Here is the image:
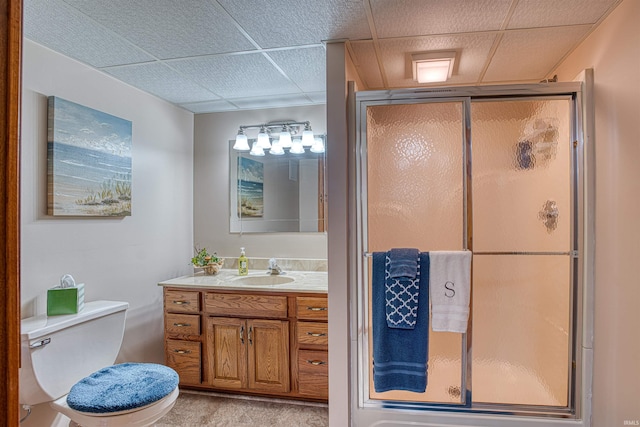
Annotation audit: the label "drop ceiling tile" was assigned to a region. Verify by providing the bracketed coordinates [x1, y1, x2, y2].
[230, 93, 316, 110]
[370, 0, 512, 38]
[24, 0, 154, 67]
[508, 0, 619, 29]
[348, 41, 384, 89]
[169, 53, 302, 99]
[181, 100, 239, 114]
[378, 33, 497, 88]
[267, 47, 326, 93]
[102, 62, 219, 104]
[217, 0, 371, 48]
[484, 26, 592, 82]
[62, 0, 257, 59]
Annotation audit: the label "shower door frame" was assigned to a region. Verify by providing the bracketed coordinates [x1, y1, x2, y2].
[352, 82, 589, 424]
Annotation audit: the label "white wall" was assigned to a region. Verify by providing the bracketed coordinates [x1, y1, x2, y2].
[193, 105, 327, 260]
[21, 41, 194, 366]
[553, 0, 640, 425]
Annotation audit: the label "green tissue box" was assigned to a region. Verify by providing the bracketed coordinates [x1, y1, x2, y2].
[47, 283, 85, 316]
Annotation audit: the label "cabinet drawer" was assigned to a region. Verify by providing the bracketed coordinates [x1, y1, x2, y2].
[297, 322, 328, 347]
[298, 350, 328, 398]
[164, 290, 200, 313]
[204, 292, 287, 318]
[296, 296, 328, 321]
[166, 313, 200, 336]
[166, 339, 201, 384]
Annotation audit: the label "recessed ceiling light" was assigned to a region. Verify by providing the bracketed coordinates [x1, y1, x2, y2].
[411, 51, 456, 83]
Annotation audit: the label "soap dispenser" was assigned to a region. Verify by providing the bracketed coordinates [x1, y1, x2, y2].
[238, 247, 248, 276]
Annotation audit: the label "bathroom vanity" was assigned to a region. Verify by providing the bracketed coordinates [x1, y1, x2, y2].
[158, 270, 328, 401]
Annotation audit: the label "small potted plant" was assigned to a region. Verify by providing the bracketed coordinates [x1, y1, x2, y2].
[191, 247, 224, 275]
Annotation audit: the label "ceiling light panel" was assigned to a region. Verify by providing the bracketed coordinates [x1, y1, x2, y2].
[484, 26, 591, 82]
[62, 0, 256, 59]
[369, 0, 512, 38]
[217, 0, 372, 48]
[103, 62, 219, 104]
[169, 53, 301, 99]
[379, 34, 495, 87]
[267, 47, 327, 93]
[24, 0, 154, 68]
[507, 0, 618, 29]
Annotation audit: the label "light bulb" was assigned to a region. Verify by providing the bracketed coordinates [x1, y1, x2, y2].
[257, 128, 271, 149]
[233, 131, 250, 151]
[279, 129, 292, 148]
[269, 142, 285, 155]
[301, 129, 314, 147]
[249, 141, 265, 156]
[310, 137, 325, 153]
[290, 139, 305, 154]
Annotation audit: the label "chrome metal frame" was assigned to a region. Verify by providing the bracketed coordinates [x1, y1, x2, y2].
[352, 82, 586, 423]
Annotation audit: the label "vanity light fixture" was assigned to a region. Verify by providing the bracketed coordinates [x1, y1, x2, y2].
[233, 120, 322, 156]
[411, 51, 456, 83]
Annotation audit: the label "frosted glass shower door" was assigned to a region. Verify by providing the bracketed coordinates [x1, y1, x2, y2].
[471, 99, 573, 407]
[365, 101, 467, 404]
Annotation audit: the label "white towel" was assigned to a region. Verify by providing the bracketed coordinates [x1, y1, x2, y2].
[429, 251, 472, 333]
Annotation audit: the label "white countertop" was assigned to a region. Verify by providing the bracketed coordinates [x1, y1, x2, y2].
[158, 269, 327, 294]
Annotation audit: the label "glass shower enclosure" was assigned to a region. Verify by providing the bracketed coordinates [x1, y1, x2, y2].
[353, 83, 588, 425]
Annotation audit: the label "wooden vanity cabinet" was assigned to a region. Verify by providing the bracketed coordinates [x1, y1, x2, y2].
[162, 287, 327, 401]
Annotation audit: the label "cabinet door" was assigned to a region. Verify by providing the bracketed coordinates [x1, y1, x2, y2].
[206, 317, 247, 389]
[247, 319, 290, 393]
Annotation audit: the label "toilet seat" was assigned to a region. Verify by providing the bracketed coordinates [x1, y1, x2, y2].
[51, 386, 179, 427]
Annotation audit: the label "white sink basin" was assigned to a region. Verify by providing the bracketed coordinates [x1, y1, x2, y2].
[233, 275, 295, 286]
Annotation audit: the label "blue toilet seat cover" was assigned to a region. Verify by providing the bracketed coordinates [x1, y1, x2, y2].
[67, 363, 179, 413]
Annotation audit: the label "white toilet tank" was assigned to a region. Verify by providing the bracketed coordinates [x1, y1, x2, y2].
[20, 300, 129, 406]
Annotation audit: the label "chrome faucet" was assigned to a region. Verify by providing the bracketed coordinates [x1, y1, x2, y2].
[268, 258, 283, 275]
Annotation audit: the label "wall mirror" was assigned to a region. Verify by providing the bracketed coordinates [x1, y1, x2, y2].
[229, 136, 326, 233]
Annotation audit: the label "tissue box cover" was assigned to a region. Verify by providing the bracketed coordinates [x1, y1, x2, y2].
[47, 283, 85, 316]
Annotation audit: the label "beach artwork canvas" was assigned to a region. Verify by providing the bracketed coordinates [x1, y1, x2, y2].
[47, 97, 132, 216]
[237, 156, 264, 218]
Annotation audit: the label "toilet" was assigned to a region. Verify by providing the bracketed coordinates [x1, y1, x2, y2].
[20, 300, 179, 426]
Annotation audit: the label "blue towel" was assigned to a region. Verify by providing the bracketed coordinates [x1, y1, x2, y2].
[388, 248, 419, 278]
[67, 363, 179, 413]
[385, 250, 420, 329]
[373, 252, 430, 393]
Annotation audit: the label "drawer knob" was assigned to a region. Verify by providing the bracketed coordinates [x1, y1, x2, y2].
[172, 300, 190, 305]
[306, 306, 327, 311]
[306, 332, 327, 337]
[174, 349, 192, 354]
[173, 323, 191, 327]
[306, 360, 326, 366]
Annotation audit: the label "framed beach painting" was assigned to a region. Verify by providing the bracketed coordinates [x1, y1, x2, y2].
[47, 97, 132, 216]
[237, 156, 264, 218]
